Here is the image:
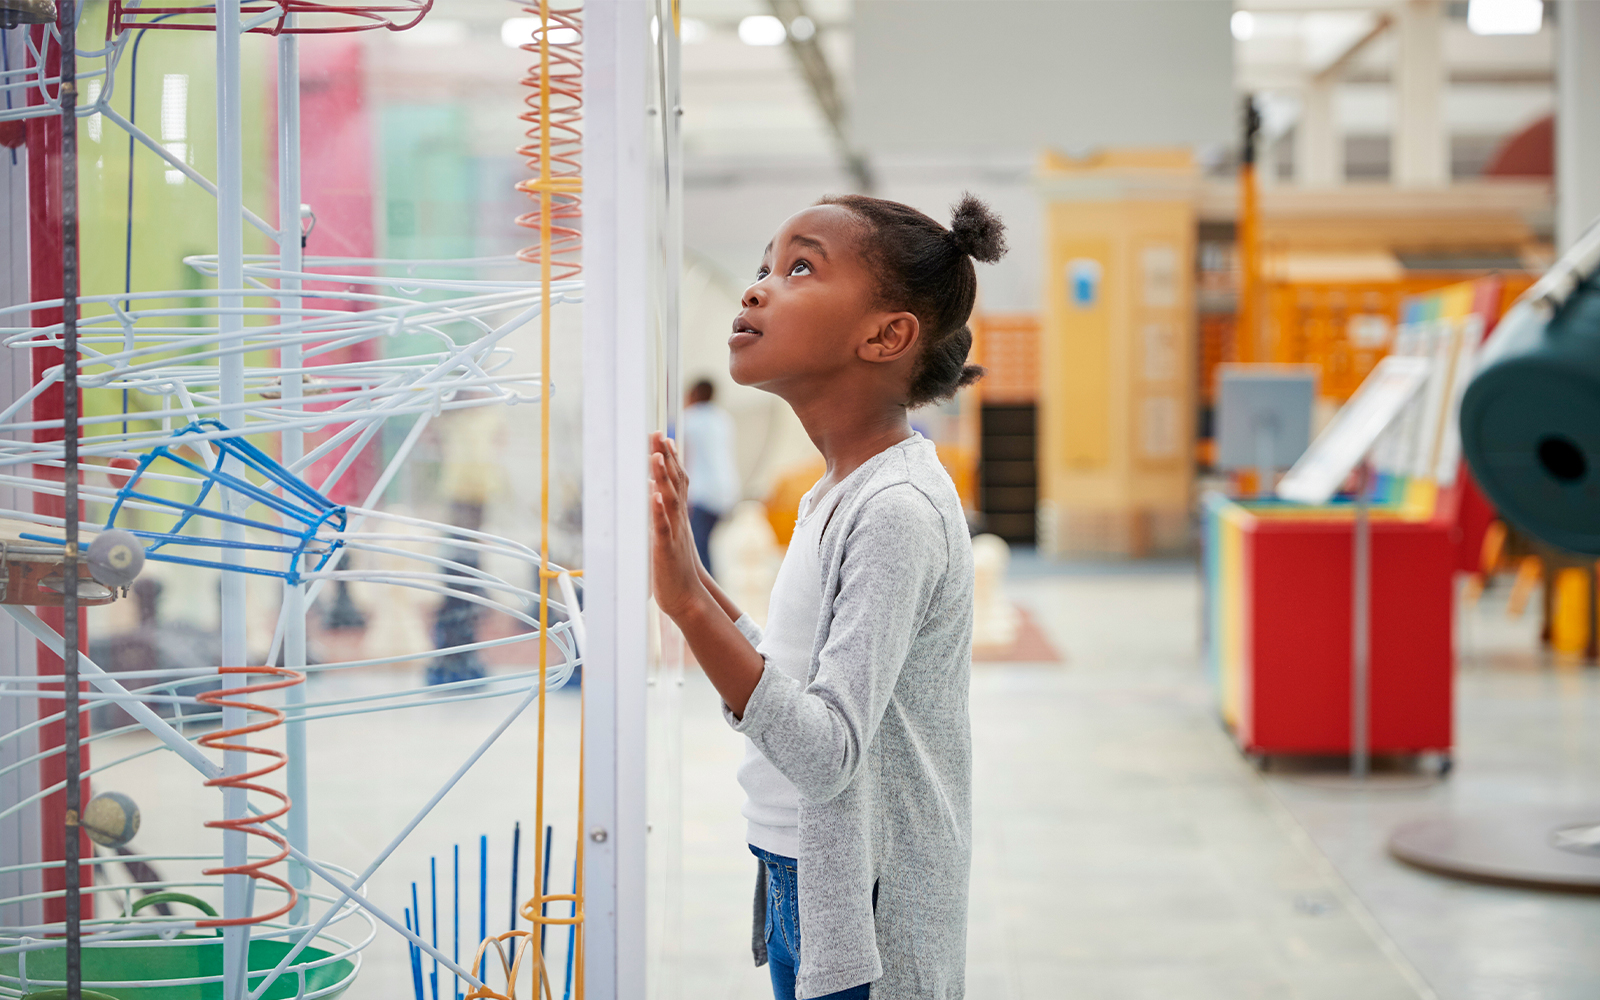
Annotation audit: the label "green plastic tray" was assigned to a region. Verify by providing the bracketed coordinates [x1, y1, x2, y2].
[4, 937, 356, 1000]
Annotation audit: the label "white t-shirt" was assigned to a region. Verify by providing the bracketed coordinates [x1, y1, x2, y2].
[736, 480, 844, 858]
[680, 402, 741, 515]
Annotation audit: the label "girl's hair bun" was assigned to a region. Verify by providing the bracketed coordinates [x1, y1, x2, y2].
[949, 193, 1008, 264]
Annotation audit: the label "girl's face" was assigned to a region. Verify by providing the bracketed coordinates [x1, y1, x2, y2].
[729, 205, 903, 393]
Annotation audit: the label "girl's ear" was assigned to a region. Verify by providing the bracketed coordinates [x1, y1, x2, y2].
[859, 312, 920, 365]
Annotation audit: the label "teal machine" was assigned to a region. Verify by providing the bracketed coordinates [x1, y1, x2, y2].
[1388, 223, 1600, 892]
[1460, 225, 1600, 555]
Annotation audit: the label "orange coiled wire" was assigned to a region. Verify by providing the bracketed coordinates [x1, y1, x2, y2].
[193, 666, 304, 928]
[513, 3, 583, 278]
[466, 6, 585, 998]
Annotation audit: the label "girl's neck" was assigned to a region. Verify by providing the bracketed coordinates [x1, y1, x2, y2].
[788, 392, 913, 491]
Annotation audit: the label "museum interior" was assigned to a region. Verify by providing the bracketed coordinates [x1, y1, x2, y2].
[1, 1, 1598, 998]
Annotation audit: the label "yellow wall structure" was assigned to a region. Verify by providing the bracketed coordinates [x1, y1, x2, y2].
[1036, 149, 1198, 556]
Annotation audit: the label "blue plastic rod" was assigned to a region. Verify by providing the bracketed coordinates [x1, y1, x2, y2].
[430, 857, 440, 1000]
[453, 843, 461, 1000]
[562, 864, 577, 1000]
[405, 906, 425, 1000]
[508, 821, 521, 934]
[411, 884, 426, 1000]
[479, 835, 488, 946]
[540, 825, 553, 956]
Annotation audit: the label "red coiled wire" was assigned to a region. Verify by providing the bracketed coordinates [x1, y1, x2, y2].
[107, 1, 433, 35]
[193, 665, 304, 928]
[513, 3, 583, 279]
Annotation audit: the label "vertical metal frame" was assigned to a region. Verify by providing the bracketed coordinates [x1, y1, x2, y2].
[275, 16, 313, 931]
[0, 23, 43, 936]
[644, 0, 683, 991]
[213, 2, 253, 993]
[581, 0, 650, 992]
[582, 0, 682, 994]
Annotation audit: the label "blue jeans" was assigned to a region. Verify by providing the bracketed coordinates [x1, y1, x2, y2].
[751, 845, 871, 1000]
[689, 505, 719, 576]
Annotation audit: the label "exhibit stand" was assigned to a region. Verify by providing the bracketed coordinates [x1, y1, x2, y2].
[1204, 277, 1512, 774]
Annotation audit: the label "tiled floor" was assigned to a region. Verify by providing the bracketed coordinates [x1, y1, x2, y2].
[1265, 585, 1600, 1000]
[83, 563, 1600, 1000]
[682, 570, 1431, 1000]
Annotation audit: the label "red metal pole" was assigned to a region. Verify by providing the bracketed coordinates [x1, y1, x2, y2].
[25, 21, 91, 928]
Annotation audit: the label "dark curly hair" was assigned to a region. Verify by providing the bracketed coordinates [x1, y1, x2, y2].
[819, 192, 1008, 407]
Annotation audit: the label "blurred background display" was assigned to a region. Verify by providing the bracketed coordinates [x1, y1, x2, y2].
[3, 1, 1600, 999]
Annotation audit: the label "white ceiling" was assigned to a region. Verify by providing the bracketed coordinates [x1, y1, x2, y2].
[852, 1, 1234, 159]
[675, 0, 1556, 177]
[679, 0, 853, 165]
[363, 1, 1557, 182]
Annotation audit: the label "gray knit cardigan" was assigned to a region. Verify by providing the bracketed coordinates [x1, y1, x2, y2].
[725, 434, 974, 999]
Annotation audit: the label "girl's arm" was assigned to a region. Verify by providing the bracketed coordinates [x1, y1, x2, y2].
[650, 432, 764, 716]
[697, 559, 745, 625]
[731, 483, 949, 804]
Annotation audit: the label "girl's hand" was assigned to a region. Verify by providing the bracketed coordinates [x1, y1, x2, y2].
[647, 432, 763, 716]
[650, 431, 707, 621]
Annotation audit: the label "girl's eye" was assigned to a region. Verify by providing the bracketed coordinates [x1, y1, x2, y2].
[790, 260, 812, 276]
[756, 266, 770, 280]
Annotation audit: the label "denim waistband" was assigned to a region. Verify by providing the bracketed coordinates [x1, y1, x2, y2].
[749, 843, 797, 868]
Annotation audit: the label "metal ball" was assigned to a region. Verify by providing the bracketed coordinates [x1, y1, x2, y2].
[87, 529, 146, 588]
[83, 791, 141, 848]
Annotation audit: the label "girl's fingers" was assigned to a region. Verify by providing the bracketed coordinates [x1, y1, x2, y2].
[666, 440, 689, 491]
[651, 452, 674, 496]
[652, 492, 678, 542]
[664, 448, 689, 495]
[650, 433, 674, 473]
[655, 454, 682, 507]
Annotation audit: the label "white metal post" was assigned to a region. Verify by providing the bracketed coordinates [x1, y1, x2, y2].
[1295, 79, 1339, 187]
[275, 17, 310, 933]
[1351, 462, 1372, 780]
[215, 0, 251, 995]
[1557, 0, 1600, 251]
[1392, 0, 1446, 187]
[0, 22, 43, 936]
[1253, 419, 1275, 499]
[583, 1, 651, 994]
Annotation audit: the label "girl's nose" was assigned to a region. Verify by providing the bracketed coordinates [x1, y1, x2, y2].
[741, 282, 765, 308]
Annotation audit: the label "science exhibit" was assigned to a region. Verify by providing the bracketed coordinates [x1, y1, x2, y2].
[3, 1, 1600, 998]
[1, 1, 679, 998]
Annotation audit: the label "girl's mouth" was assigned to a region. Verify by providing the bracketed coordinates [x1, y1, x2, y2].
[729, 316, 762, 347]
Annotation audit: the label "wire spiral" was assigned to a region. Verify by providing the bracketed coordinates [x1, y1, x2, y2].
[193, 665, 304, 928]
[513, 3, 583, 279]
[106, 1, 434, 35]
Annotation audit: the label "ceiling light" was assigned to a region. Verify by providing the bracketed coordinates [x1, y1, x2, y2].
[501, 16, 581, 49]
[1467, 0, 1542, 35]
[1230, 10, 1255, 41]
[788, 15, 815, 42]
[738, 14, 787, 46]
[680, 17, 709, 44]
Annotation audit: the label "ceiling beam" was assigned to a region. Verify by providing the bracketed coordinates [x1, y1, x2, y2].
[767, 0, 875, 192]
[1313, 12, 1393, 83]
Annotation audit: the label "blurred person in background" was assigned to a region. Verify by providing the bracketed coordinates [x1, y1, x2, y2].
[681, 377, 741, 575]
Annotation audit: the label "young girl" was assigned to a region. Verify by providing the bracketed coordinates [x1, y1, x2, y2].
[649, 194, 1007, 1000]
